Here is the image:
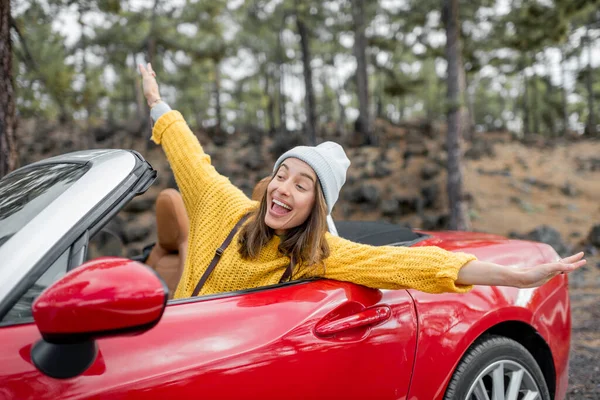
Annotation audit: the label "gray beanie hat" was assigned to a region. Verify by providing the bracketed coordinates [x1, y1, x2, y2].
[273, 141, 351, 214]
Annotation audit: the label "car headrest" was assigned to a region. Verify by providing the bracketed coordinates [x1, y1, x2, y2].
[155, 189, 189, 252]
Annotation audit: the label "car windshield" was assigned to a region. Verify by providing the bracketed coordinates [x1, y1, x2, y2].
[0, 163, 89, 249]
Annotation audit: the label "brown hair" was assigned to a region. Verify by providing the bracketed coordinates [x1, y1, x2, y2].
[238, 175, 330, 277]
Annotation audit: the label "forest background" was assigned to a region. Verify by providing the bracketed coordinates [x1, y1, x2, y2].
[0, 0, 600, 397]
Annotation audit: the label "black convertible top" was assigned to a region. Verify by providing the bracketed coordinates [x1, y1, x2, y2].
[334, 220, 425, 246]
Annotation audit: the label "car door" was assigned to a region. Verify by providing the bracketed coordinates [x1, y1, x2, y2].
[0, 279, 417, 400]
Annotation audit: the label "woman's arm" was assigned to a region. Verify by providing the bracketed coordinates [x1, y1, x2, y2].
[456, 252, 586, 288]
[324, 234, 586, 293]
[139, 63, 253, 222]
[323, 234, 477, 293]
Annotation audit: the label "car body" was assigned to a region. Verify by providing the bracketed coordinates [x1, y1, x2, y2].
[0, 150, 569, 399]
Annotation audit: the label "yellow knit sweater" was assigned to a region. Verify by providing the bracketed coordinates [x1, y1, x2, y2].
[152, 111, 477, 299]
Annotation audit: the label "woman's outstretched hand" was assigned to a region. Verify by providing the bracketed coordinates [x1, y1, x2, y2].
[456, 251, 587, 288]
[138, 63, 161, 108]
[517, 251, 587, 288]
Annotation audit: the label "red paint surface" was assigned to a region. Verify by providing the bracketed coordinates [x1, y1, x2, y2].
[32, 257, 166, 337]
[0, 233, 570, 399]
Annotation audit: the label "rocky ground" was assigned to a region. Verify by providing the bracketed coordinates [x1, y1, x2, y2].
[17, 119, 600, 397]
[568, 258, 600, 399]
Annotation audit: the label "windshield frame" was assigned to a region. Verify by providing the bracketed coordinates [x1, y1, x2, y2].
[0, 150, 140, 310]
[0, 162, 91, 250]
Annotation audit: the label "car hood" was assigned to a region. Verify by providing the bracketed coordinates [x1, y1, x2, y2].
[412, 229, 551, 267]
[415, 230, 512, 250]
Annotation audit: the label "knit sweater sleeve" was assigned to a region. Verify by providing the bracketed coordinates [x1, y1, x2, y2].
[323, 234, 477, 294]
[151, 110, 253, 221]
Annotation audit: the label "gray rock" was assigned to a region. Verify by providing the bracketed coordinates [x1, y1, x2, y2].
[561, 182, 579, 197]
[124, 198, 155, 213]
[381, 199, 399, 216]
[397, 196, 420, 214]
[373, 161, 392, 178]
[575, 156, 600, 172]
[524, 225, 571, 257]
[269, 132, 306, 158]
[124, 224, 153, 244]
[516, 156, 529, 170]
[587, 224, 600, 247]
[465, 139, 495, 160]
[477, 167, 511, 177]
[568, 267, 587, 288]
[421, 214, 449, 230]
[345, 184, 381, 205]
[237, 179, 254, 198]
[420, 164, 441, 180]
[523, 177, 552, 190]
[243, 148, 264, 171]
[421, 183, 439, 209]
[167, 174, 179, 189]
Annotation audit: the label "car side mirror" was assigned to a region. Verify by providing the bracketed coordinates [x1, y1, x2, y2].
[30, 257, 167, 379]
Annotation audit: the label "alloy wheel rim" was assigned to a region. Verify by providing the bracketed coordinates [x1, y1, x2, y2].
[465, 359, 541, 400]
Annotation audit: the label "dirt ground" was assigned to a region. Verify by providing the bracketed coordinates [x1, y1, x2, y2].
[568, 258, 600, 399]
[466, 139, 600, 399]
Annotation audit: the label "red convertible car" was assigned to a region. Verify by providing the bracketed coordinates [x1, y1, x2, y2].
[0, 150, 569, 399]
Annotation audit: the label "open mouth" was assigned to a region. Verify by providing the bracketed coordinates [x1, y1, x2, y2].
[271, 198, 292, 216]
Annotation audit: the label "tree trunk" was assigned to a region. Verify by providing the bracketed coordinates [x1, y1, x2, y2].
[464, 72, 475, 141]
[0, 0, 17, 177]
[133, 52, 147, 136]
[265, 71, 275, 135]
[147, 0, 159, 65]
[376, 71, 384, 120]
[214, 58, 222, 137]
[443, 0, 470, 231]
[276, 26, 286, 134]
[585, 25, 596, 137]
[352, 0, 375, 144]
[336, 88, 346, 135]
[499, 86, 507, 129]
[531, 68, 540, 134]
[560, 46, 569, 135]
[398, 97, 405, 122]
[522, 71, 530, 136]
[296, 15, 316, 145]
[194, 99, 204, 132]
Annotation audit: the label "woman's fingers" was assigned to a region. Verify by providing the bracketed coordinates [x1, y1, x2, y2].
[570, 259, 587, 269]
[555, 258, 587, 273]
[558, 252, 586, 273]
[147, 63, 156, 77]
[560, 252, 584, 264]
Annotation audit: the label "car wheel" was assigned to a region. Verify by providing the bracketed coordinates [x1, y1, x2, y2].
[444, 335, 551, 400]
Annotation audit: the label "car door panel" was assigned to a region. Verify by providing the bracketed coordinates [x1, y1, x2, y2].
[0, 280, 417, 400]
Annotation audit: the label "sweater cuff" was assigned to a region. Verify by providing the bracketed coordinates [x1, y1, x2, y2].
[436, 252, 477, 293]
[150, 101, 172, 123]
[151, 109, 184, 145]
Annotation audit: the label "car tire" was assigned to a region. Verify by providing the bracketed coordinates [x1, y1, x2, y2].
[443, 335, 551, 400]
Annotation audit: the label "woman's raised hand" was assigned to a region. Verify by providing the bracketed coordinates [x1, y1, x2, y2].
[457, 251, 587, 288]
[138, 63, 161, 108]
[517, 251, 587, 288]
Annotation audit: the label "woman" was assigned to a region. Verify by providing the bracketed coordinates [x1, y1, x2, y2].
[138, 63, 586, 300]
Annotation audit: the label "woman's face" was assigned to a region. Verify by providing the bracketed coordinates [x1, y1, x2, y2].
[265, 158, 317, 235]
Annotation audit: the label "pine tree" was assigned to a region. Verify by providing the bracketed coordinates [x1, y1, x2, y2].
[352, 0, 374, 145]
[0, 0, 17, 176]
[443, 0, 470, 231]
